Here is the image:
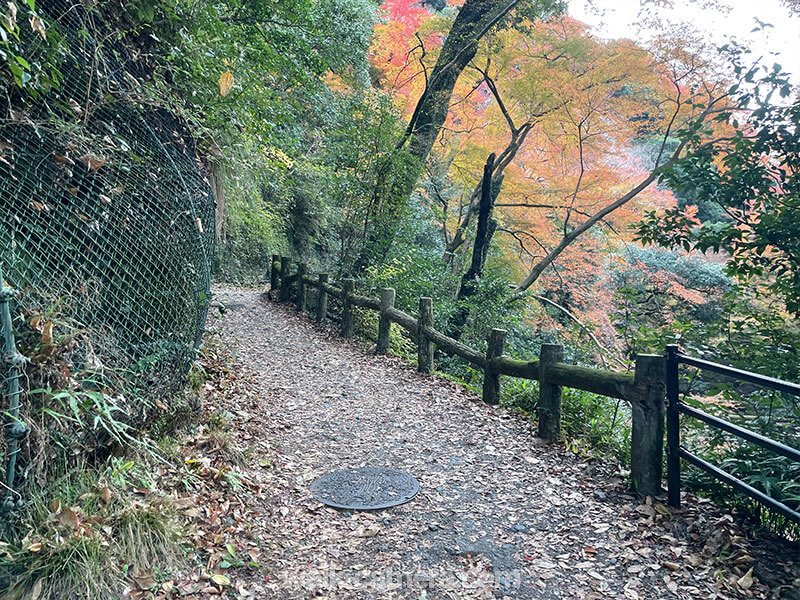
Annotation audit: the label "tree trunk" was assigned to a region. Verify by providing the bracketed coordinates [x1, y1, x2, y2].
[448, 153, 497, 339]
[443, 122, 531, 263]
[355, 0, 517, 270]
[403, 0, 500, 180]
[208, 161, 227, 244]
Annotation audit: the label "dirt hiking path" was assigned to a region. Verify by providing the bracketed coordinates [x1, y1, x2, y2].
[207, 287, 797, 600]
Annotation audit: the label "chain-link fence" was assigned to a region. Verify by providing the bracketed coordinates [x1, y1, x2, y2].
[0, 0, 215, 499]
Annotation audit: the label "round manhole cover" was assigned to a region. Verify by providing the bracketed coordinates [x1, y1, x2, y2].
[310, 467, 420, 510]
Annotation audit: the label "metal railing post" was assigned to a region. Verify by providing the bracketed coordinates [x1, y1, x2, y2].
[665, 344, 681, 508]
[1, 267, 26, 513]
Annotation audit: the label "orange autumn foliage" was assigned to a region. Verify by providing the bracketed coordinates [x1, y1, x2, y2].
[370, 5, 734, 349]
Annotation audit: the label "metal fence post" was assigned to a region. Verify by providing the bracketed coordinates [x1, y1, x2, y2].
[666, 344, 681, 507]
[0, 268, 26, 512]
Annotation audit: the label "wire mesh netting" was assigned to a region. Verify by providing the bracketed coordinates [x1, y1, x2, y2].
[0, 0, 214, 386]
[0, 1, 215, 495]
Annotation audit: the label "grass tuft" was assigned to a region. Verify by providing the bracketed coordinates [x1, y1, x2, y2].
[1, 454, 185, 600]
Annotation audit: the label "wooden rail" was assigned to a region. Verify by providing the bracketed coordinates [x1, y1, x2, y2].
[269, 255, 665, 496]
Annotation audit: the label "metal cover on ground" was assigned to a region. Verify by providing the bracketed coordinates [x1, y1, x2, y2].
[310, 467, 420, 510]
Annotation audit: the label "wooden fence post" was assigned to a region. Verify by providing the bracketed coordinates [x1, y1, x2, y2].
[376, 288, 395, 354]
[482, 328, 507, 405]
[316, 274, 329, 323]
[630, 354, 666, 497]
[341, 278, 355, 338]
[278, 256, 292, 302]
[296, 263, 307, 312]
[417, 297, 433, 374]
[538, 343, 564, 440]
[270, 254, 280, 298]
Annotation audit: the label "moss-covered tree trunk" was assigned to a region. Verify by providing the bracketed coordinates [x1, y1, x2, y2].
[354, 0, 514, 270]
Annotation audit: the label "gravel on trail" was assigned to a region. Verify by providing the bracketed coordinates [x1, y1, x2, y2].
[207, 287, 798, 600]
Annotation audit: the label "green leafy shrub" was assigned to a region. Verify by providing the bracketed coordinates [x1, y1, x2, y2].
[0, 1, 64, 95]
[502, 378, 538, 414]
[561, 389, 631, 462]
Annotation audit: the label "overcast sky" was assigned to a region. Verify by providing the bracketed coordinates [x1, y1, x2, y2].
[568, 0, 800, 85]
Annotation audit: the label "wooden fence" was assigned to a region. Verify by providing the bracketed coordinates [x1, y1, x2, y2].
[269, 255, 667, 496]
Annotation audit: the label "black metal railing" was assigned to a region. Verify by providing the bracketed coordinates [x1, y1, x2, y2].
[665, 344, 800, 524]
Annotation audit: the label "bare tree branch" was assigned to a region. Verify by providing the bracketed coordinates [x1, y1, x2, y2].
[531, 294, 627, 369]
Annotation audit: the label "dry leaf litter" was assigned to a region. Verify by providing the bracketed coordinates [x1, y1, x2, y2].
[145, 287, 798, 600]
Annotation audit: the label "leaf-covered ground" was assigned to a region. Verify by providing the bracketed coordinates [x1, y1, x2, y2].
[189, 287, 798, 600]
